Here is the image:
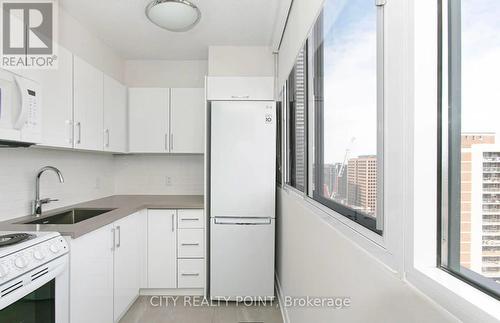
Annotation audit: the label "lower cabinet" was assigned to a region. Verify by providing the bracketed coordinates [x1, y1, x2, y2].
[68, 224, 114, 323]
[113, 211, 143, 321]
[147, 209, 206, 290]
[147, 209, 177, 288]
[68, 208, 204, 323]
[68, 211, 146, 323]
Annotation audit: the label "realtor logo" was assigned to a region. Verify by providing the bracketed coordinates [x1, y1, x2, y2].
[0, 0, 58, 69]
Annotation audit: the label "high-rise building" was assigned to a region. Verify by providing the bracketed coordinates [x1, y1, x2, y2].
[460, 133, 495, 270]
[468, 140, 500, 282]
[323, 163, 348, 203]
[347, 155, 377, 216]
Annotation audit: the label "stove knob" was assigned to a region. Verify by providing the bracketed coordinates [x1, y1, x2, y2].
[14, 255, 27, 269]
[0, 262, 9, 278]
[33, 249, 46, 261]
[49, 244, 60, 254]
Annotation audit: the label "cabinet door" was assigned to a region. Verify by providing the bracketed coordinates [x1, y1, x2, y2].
[17, 46, 73, 148]
[113, 212, 142, 322]
[147, 209, 177, 288]
[206, 77, 274, 101]
[170, 88, 204, 153]
[69, 224, 114, 323]
[128, 88, 169, 153]
[73, 55, 104, 150]
[103, 75, 127, 152]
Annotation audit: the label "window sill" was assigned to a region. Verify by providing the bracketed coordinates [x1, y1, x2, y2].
[279, 185, 399, 273]
[408, 265, 500, 322]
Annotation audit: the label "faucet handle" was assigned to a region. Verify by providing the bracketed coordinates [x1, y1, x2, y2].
[40, 198, 58, 204]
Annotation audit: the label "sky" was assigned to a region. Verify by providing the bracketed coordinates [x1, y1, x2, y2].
[461, 0, 500, 135]
[319, 0, 377, 163]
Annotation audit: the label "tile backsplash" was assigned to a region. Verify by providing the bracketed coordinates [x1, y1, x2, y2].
[0, 148, 204, 222]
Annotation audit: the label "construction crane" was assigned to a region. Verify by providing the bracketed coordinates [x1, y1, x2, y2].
[337, 137, 356, 178]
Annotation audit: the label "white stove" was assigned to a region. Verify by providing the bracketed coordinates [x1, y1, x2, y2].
[0, 231, 69, 322]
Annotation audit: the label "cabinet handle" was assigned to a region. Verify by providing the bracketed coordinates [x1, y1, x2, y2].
[76, 122, 81, 144]
[171, 213, 175, 232]
[111, 228, 115, 251]
[170, 133, 173, 151]
[104, 129, 110, 148]
[181, 243, 200, 246]
[165, 133, 169, 151]
[231, 95, 250, 99]
[116, 225, 121, 248]
[181, 273, 200, 277]
[181, 218, 199, 221]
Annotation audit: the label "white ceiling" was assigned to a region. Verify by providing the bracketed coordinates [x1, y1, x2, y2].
[60, 0, 282, 60]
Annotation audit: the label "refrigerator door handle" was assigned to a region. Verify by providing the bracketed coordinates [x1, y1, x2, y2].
[214, 217, 272, 225]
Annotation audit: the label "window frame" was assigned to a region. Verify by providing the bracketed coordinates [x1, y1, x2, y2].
[438, 0, 500, 300]
[285, 44, 309, 193]
[309, 2, 386, 235]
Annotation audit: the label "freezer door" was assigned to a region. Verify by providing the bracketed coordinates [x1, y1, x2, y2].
[210, 218, 275, 300]
[210, 101, 276, 218]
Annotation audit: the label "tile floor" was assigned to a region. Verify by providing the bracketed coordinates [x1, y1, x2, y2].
[119, 296, 284, 323]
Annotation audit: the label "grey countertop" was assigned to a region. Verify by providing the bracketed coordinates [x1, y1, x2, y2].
[0, 195, 204, 239]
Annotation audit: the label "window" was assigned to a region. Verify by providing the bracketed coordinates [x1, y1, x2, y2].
[310, 0, 384, 234]
[440, 0, 500, 298]
[286, 46, 308, 192]
[277, 87, 284, 185]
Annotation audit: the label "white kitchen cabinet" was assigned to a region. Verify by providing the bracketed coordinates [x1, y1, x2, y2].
[170, 88, 205, 153]
[178, 259, 205, 289]
[206, 77, 274, 101]
[103, 75, 127, 152]
[129, 88, 170, 153]
[73, 55, 104, 150]
[69, 224, 114, 323]
[17, 46, 73, 148]
[147, 209, 177, 288]
[113, 212, 142, 322]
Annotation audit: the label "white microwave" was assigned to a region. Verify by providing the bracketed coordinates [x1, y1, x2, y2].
[0, 69, 42, 145]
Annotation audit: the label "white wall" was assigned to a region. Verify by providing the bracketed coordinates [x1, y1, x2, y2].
[276, 189, 458, 323]
[0, 149, 115, 221]
[58, 5, 125, 82]
[208, 46, 274, 76]
[125, 60, 208, 88]
[113, 155, 204, 195]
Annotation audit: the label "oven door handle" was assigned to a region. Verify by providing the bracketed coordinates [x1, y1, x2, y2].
[0, 254, 68, 310]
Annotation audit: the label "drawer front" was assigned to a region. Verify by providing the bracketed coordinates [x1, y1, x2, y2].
[178, 229, 204, 258]
[177, 209, 204, 229]
[178, 259, 205, 288]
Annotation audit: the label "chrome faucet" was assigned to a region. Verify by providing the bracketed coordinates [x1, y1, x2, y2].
[32, 166, 64, 216]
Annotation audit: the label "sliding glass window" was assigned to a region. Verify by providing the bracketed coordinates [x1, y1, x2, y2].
[286, 46, 308, 192]
[311, 0, 384, 234]
[440, 0, 500, 298]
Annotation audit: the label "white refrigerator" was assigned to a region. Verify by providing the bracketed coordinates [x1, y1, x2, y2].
[210, 100, 276, 300]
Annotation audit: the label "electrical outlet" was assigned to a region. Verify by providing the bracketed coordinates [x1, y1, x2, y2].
[165, 176, 172, 186]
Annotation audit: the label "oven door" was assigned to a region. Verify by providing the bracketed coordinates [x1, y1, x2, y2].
[0, 254, 69, 323]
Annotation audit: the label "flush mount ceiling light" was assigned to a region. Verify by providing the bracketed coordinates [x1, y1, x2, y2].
[146, 0, 201, 32]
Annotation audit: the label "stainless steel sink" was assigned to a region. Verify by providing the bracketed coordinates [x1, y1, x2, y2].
[21, 208, 115, 225]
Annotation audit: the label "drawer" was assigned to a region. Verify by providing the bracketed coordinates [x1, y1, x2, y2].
[178, 229, 204, 258]
[178, 259, 205, 288]
[177, 209, 204, 229]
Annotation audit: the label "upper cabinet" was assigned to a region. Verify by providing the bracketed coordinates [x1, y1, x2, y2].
[103, 75, 127, 153]
[73, 56, 104, 151]
[16, 45, 74, 148]
[128, 88, 170, 153]
[170, 88, 205, 154]
[128, 87, 204, 154]
[206, 77, 274, 101]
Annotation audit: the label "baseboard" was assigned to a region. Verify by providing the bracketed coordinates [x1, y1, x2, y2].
[140, 288, 205, 296]
[275, 273, 291, 323]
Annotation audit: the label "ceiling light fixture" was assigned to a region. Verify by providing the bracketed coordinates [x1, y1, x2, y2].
[146, 0, 201, 32]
